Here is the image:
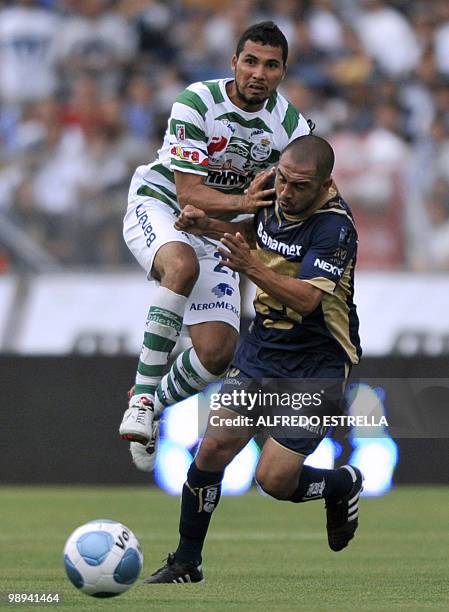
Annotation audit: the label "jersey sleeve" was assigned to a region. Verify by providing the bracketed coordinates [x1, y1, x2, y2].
[169, 86, 209, 176]
[289, 113, 311, 141]
[281, 101, 311, 146]
[299, 215, 357, 294]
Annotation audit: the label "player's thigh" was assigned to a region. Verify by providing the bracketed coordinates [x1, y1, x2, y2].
[183, 243, 240, 333]
[196, 408, 254, 472]
[256, 437, 306, 499]
[123, 189, 197, 283]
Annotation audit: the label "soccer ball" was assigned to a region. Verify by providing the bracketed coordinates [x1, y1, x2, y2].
[63, 519, 143, 597]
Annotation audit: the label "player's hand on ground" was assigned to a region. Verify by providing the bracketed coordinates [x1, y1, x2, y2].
[175, 205, 210, 235]
[219, 232, 256, 273]
[240, 167, 276, 213]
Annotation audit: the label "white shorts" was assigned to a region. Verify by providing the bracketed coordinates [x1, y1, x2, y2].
[123, 176, 240, 332]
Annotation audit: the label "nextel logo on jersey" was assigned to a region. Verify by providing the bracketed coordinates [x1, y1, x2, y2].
[211, 283, 234, 298]
[257, 222, 302, 257]
[135, 203, 156, 246]
[313, 258, 344, 277]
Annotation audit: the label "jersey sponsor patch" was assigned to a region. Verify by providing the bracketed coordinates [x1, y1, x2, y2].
[313, 257, 344, 277]
[207, 136, 228, 157]
[176, 123, 186, 141]
[339, 225, 353, 247]
[257, 221, 302, 257]
[170, 145, 208, 166]
[211, 282, 235, 298]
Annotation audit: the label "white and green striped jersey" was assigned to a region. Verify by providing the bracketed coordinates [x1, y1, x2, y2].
[133, 78, 310, 214]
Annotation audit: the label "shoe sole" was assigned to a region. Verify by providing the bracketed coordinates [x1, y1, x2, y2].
[120, 432, 150, 444]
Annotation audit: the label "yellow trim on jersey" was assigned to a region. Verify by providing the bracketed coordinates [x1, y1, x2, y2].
[255, 248, 300, 276]
[302, 276, 336, 295]
[320, 260, 359, 364]
[314, 207, 355, 225]
[269, 436, 307, 457]
[262, 318, 295, 330]
[253, 248, 302, 329]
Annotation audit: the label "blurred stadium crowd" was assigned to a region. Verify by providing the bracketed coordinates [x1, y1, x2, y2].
[0, 0, 448, 271]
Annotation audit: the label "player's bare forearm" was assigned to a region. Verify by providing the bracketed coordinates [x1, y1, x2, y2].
[177, 182, 244, 215]
[175, 207, 256, 246]
[202, 218, 255, 245]
[219, 233, 322, 316]
[175, 168, 276, 215]
[245, 262, 322, 316]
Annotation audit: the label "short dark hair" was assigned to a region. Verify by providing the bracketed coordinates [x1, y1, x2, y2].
[236, 21, 288, 65]
[283, 135, 335, 179]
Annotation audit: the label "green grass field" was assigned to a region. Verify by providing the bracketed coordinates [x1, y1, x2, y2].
[1, 486, 448, 611]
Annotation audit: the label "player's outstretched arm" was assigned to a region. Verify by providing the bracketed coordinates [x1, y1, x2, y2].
[175, 206, 256, 246]
[219, 233, 322, 316]
[175, 168, 276, 215]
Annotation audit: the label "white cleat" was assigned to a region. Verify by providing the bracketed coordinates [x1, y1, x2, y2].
[130, 417, 161, 472]
[119, 395, 155, 445]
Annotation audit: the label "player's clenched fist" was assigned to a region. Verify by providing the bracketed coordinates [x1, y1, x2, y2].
[175, 205, 211, 235]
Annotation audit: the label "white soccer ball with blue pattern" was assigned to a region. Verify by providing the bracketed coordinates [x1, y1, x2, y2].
[63, 520, 143, 597]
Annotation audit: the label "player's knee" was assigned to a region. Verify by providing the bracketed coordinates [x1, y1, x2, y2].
[255, 466, 292, 500]
[158, 252, 199, 295]
[195, 334, 237, 374]
[196, 346, 233, 374]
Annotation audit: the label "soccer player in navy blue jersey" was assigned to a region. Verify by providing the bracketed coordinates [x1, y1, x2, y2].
[144, 135, 364, 584]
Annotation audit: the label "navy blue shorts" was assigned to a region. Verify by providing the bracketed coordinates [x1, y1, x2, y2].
[218, 354, 350, 456]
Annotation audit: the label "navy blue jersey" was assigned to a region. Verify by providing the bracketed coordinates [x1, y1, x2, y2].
[235, 184, 361, 376]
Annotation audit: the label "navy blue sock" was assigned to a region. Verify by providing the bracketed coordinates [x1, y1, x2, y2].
[175, 461, 224, 565]
[289, 465, 353, 503]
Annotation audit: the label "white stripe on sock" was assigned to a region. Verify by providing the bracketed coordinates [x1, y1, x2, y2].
[189, 347, 226, 382]
[140, 347, 170, 367]
[152, 286, 187, 317]
[136, 373, 160, 387]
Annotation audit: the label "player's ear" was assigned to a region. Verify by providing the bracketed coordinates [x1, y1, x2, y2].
[281, 63, 287, 80]
[322, 177, 333, 190]
[231, 54, 238, 72]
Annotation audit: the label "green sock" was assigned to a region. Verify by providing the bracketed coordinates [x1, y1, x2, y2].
[156, 346, 225, 407]
[134, 286, 186, 397]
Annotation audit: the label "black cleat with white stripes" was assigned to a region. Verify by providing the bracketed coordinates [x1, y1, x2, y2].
[325, 465, 363, 552]
[143, 553, 204, 584]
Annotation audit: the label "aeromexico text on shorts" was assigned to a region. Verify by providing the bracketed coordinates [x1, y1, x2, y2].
[190, 301, 239, 315]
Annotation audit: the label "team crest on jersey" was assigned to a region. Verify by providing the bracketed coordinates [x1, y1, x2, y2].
[176, 123, 185, 141]
[251, 137, 271, 161]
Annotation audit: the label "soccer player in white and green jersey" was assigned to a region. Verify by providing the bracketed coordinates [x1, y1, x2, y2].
[119, 21, 310, 470]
